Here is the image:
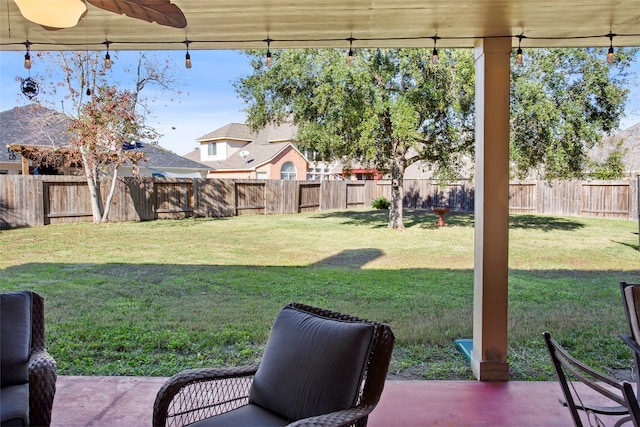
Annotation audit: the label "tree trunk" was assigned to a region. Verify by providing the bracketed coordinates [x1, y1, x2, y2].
[388, 155, 406, 230]
[80, 146, 104, 224]
[101, 167, 119, 223]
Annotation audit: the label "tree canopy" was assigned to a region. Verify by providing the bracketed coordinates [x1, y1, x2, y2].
[235, 48, 476, 229]
[509, 47, 637, 179]
[235, 47, 636, 228]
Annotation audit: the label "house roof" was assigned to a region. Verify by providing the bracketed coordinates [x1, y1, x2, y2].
[1, 104, 209, 172]
[196, 123, 254, 142]
[123, 142, 210, 171]
[188, 122, 304, 171]
[0, 104, 72, 162]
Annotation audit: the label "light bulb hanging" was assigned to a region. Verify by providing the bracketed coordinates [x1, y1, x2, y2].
[23, 40, 32, 70]
[347, 36, 354, 66]
[104, 40, 111, 69]
[607, 32, 615, 64]
[431, 35, 440, 65]
[516, 35, 524, 65]
[265, 38, 273, 67]
[183, 39, 192, 69]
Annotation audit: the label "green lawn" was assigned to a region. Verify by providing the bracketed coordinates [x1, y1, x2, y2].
[0, 209, 638, 380]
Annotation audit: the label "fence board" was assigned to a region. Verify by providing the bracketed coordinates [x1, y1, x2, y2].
[154, 179, 194, 219]
[194, 178, 235, 218]
[118, 178, 151, 222]
[266, 180, 298, 215]
[44, 179, 93, 224]
[0, 175, 42, 228]
[321, 180, 347, 210]
[581, 181, 630, 219]
[299, 182, 321, 213]
[1, 176, 637, 228]
[346, 182, 366, 207]
[236, 181, 265, 215]
[509, 182, 535, 213]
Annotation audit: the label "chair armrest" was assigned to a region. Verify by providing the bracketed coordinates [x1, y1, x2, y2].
[28, 350, 57, 427]
[153, 363, 259, 427]
[287, 403, 377, 427]
[621, 334, 640, 356]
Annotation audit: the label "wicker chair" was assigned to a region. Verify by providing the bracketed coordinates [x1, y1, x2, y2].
[153, 302, 395, 427]
[620, 282, 640, 395]
[543, 331, 640, 427]
[1, 290, 57, 427]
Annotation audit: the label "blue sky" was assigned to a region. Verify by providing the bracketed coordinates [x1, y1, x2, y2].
[0, 50, 252, 155]
[1, 49, 638, 156]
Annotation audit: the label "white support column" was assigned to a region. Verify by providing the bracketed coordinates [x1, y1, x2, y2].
[471, 37, 511, 381]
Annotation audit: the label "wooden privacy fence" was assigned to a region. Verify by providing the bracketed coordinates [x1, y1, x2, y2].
[0, 175, 637, 228]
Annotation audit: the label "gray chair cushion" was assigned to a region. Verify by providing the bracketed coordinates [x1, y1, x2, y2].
[0, 292, 32, 388]
[186, 404, 289, 427]
[0, 383, 29, 426]
[249, 305, 375, 421]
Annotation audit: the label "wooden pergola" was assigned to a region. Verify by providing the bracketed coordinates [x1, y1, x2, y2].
[2, 0, 639, 381]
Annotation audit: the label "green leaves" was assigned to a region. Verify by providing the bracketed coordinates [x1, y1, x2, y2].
[509, 47, 638, 179]
[235, 48, 477, 228]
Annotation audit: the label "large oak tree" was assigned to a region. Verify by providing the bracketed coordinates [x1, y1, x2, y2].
[235, 48, 475, 229]
[235, 47, 636, 229]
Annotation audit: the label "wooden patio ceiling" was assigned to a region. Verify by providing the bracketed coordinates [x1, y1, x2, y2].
[1, 0, 639, 52]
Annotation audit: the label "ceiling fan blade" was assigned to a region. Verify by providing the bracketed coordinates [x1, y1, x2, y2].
[13, 0, 86, 28]
[86, 0, 187, 29]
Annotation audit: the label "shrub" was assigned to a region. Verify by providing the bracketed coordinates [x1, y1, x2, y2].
[372, 197, 390, 209]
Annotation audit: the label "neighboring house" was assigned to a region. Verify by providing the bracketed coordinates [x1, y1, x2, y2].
[186, 122, 310, 180]
[118, 142, 210, 178]
[0, 104, 73, 175]
[186, 121, 384, 181]
[1, 104, 209, 177]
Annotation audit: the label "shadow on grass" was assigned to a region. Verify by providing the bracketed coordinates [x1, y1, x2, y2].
[312, 248, 385, 268]
[612, 240, 640, 251]
[313, 210, 585, 231]
[508, 214, 585, 231]
[311, 209, 476, 229]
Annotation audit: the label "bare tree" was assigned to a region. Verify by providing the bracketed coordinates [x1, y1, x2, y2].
[30, 51, 178, 223]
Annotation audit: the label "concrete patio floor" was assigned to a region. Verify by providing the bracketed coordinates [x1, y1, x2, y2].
[49, 375, 626, 426]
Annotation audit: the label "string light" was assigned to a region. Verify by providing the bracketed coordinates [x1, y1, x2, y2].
[265, 38, 273, 67]
[10, 31, 639, 65]
[607, 32, 615, 64]
[23, 40, 32, 69]
[183, 39, 192, 69]
[9, 32, 639, 50]
[431, 35, 440, 65]
[347, 36, 354, 66]
[103, 39, 111, 69]
[516, 35, 524, 65]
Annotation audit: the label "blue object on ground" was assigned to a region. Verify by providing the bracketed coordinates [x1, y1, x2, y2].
[455, 338, 473, 363]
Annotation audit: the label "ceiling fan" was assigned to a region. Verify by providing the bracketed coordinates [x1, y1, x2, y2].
[13, 0, 187, 30]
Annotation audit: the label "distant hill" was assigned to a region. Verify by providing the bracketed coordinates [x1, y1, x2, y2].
[595, 122, 640, 175]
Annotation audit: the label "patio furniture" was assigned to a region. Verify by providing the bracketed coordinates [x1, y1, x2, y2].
[620, 281, 640, 395]
[153, 302, 395, 427]
[1, 290, 57, 426]
[543, 331, 640, 427]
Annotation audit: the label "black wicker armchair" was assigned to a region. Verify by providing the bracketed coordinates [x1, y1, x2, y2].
[153, 302, 395, 427]
[1, 290, 57, 427]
